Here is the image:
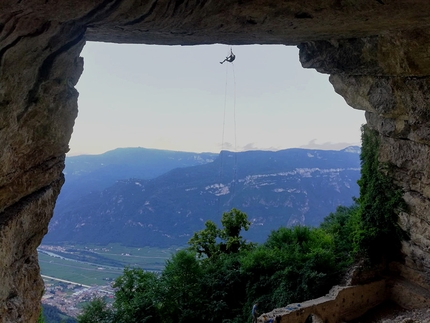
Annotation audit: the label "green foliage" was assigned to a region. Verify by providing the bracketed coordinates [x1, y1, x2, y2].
[38, 307, 46, 323]
[41, 304, 77, 323]
[320, 204, 360, 267]
[159, 250, 202, 322]
[356, 125, 407, 262]
[188, 220, 219, 258]
[240, 226, 340, 315]
[219, 208, 252, 253]
[79, 151, 408, 323]
[198, 253, 247, 322]
[112, 268, 160, 323]
[188, 208, 254, 258]
[77, 298, 112, 323]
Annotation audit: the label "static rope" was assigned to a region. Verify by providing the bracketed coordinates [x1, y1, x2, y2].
[219, 54, 229, 184]
[218, 47, 238, 214]
[231, 62, 237, 199]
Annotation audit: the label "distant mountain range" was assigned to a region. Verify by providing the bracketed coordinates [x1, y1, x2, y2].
[44, 147, 361, 247]
[58, 148, 217, 203]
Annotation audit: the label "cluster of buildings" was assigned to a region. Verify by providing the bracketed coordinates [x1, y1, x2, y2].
[42, 279, 114, 317]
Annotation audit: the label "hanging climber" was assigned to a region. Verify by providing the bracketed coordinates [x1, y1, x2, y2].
[220, 49, 236, 64]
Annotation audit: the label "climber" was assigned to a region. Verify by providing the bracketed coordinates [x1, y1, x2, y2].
[220, 49, 236, 64]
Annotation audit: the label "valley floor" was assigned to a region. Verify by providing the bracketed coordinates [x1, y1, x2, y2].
[39, 243, 174, 318]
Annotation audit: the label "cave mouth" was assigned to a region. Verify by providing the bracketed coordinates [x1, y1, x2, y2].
[39, 41, 367, 301]
[70, 42, 365, 157]
[3, 2, 430, 322]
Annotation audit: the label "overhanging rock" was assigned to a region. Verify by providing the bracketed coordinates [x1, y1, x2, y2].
[2, 1, 430, 321]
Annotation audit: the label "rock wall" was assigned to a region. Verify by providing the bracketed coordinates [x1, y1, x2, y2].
[260, 280, 388, 323]
[258, 277, 430, 323]
[0, 12, 84, 323]
[1, 1, 430, 322]
[299, 31, 430, 309]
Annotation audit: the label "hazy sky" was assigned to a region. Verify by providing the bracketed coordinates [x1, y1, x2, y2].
[69, 42, 366, 156]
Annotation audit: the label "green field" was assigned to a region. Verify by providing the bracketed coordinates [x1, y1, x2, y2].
[38, 243, 180, 286]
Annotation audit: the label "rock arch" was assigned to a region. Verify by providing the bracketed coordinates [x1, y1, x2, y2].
[2, 1, 430, 322]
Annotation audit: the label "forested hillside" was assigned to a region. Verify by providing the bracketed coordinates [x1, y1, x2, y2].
[58, 147, 217, 204]
[45, 147, 361, 247]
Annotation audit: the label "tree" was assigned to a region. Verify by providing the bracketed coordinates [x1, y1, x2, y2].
[188, 208, 254, 258]
[85, 206, 367, 323]
[77, 297, 113, 323]
[188, 220, 219, 258]
[112, 268, 161, 323]
[241, 226, 338, 316]
[320, 204, 360, 267]
[198, 252, 247, 322]
[159, 250, 203, 322]
[219, 208, 252, 254]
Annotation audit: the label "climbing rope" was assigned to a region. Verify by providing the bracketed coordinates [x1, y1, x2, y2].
[220, 47, 237, 154]
[231, 61, 238, 199]
[218, 47, 238, 212]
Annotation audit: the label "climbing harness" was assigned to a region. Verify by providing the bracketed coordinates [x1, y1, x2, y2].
[220, 48, 236, 64]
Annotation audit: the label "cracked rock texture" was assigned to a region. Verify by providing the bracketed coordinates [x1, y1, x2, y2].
[2, 1, 430, 322]
[301, 33, 430, 310]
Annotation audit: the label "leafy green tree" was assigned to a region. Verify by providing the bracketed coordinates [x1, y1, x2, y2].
[188, 220, 219, 258]
[188, 208, 254, 258]
[320, 204, 360, 267]
[241, 226, 338, 316]
[77, 297, 112, 323]
[159, 250, 203, 323]
[219, 208, 253, 254]
[197, 253, 248, 322]
[89, 207, 366, 323]
[112, 268, 161, 323]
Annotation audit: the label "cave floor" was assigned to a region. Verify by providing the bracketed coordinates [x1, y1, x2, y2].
[347, 300, 430, 323]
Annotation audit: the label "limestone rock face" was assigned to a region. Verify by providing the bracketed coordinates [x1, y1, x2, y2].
[300, 32, 430, 308]
[2, 1, 430, 322]
[0, 180, 63, 322]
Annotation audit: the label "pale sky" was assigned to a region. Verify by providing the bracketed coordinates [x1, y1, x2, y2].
[69, 42, 366, 156]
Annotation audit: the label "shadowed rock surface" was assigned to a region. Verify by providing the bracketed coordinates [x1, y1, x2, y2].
[2, 1, 430, 322]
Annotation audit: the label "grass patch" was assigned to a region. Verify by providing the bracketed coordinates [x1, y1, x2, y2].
[38, 243, 181, 286]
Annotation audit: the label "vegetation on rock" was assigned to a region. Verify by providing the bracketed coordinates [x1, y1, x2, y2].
[355, 125, 407, 262]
